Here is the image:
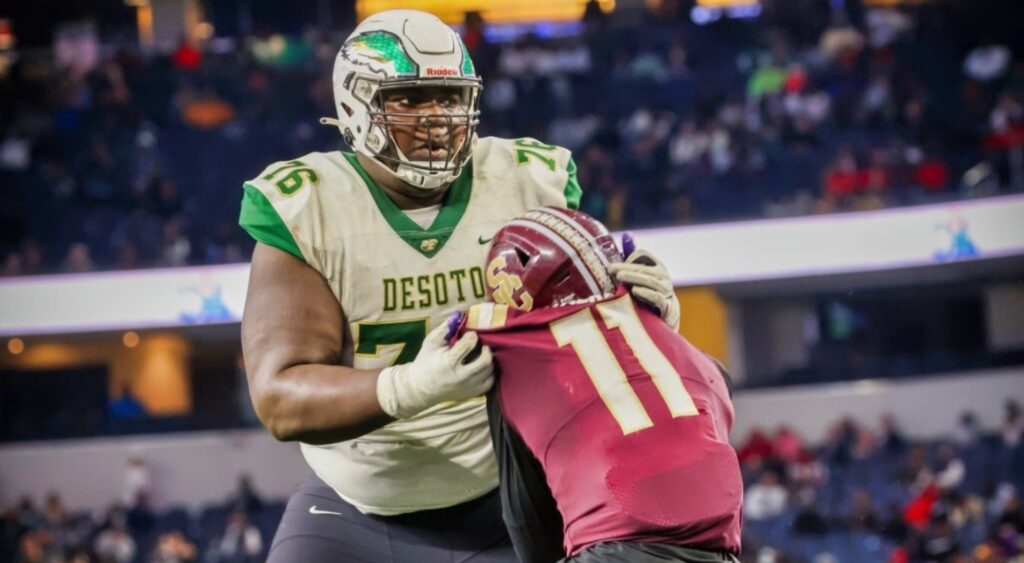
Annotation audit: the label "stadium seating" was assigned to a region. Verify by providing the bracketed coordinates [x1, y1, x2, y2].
[2, 3, 1021, 275]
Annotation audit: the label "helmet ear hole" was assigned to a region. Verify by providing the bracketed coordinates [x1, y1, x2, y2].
[515, 247, 530, 267]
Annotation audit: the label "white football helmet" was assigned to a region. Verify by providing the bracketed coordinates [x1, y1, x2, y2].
[321, 10, 482, 190]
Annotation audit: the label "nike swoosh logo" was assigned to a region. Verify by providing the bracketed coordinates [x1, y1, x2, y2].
[478, 235, 493, 245]
[309, 505, 344, 517]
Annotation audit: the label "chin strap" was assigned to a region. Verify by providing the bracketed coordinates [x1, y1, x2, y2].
[320, 116, 457, 191]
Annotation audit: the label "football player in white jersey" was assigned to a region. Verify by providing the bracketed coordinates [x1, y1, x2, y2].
[239, 9, 681, 562]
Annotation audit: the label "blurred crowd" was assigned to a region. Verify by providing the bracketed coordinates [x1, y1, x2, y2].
[1, 1, 1023, 276]
[735, 400, 1024, 562]
[490, 2, 1024, 227]
[4, 402, 1023, 562]
[1, 468, 275, 563]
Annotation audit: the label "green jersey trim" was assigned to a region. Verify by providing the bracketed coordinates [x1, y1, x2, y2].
[342, 153, 473, 259]
[564, 157, 582, 210]
[239, 183, 306, 263]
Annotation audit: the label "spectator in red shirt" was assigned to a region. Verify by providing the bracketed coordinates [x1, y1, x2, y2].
[738, 427, 776, 465]
[784, 63, 808, 94]
[172, 40, 201, 71]
[824, 147, 861, 197]
[913, 156, 951, 192]
[773, 426, 804, 464]
[864, 148, 892, 192]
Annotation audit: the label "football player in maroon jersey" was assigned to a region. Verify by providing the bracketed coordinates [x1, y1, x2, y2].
[453, 207, 742, 563]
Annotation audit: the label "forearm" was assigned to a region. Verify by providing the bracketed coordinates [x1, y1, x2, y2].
[253, 363, 393, 445]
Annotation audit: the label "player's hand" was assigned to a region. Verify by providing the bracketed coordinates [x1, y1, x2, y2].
[608, 241, 680, 332]
[376, 322, 494, 419]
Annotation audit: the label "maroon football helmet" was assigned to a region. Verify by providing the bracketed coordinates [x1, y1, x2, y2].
[484, 207, 623, 311]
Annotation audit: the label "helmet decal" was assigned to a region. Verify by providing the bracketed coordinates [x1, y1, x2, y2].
[342, 31, 418, 77]
[484, 207, 623, 311]
[485, 255, 534, 312]
[459, 37, 475, 76]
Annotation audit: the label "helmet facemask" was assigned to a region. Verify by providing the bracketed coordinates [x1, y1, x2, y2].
[369, 80, 482, 190]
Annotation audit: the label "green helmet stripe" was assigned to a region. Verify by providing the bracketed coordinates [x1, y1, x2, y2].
[459, 37, 475, 76]
[348, 31, 417, 75]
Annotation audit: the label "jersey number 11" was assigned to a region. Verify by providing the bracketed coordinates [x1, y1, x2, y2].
[550, 295, 700, 435]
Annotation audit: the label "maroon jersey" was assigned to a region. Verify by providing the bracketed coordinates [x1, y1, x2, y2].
[463, 291, 742, 556]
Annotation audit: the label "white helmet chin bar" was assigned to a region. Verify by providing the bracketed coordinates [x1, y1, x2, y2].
[323, 10, 482, 191]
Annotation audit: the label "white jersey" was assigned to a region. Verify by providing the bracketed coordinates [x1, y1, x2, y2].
[239, 136, 581, 515]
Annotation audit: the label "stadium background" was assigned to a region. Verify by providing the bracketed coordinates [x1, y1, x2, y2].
[1, 0, 1024, 561]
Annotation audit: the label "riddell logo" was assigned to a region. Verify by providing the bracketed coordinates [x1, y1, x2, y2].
[426, 67, 459, 77]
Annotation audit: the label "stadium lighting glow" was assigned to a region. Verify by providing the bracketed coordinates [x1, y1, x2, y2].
[133, 2, 154, 47]
[7, 337, 24, 355]
[195, 22, 214, 41]
[123, 331, 141, 348]
[356, 0, 616, 25]
[691, 0, 761, 23]
[696, 0, 758, 6]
